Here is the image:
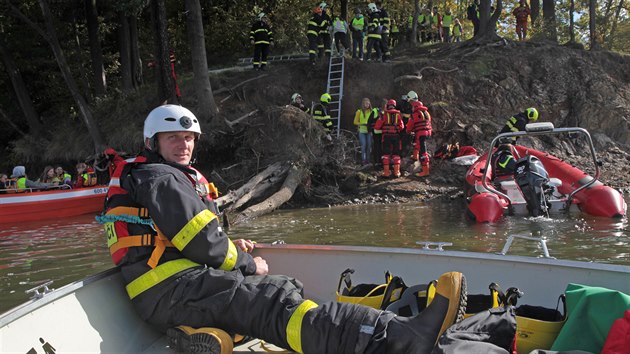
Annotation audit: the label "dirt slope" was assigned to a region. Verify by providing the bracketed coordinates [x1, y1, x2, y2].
[202, 40, 630, 208]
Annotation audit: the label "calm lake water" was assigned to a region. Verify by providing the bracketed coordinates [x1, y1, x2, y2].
[1, 197, 628, 313]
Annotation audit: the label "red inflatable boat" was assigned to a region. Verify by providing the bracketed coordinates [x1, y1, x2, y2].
[465, 123, 627, 222]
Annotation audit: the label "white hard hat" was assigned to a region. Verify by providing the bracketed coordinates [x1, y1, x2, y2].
[258, 12, 266, 20]
[319, 2, 327, 10]
[291, 93, 302, 103]
[406, 91, 419, 101]
[143, 104, 201, 140]
[368, 3, 378, 12]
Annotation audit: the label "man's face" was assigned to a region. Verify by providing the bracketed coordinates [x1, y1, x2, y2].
[156, 131, 196, 165]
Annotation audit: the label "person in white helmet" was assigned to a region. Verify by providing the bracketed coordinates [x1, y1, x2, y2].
[290, 93, 309, 113]
[99, 104, 467, 354]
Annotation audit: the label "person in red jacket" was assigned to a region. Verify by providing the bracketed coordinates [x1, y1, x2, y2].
[374, 99, 405, 177]
[405, 91, 433, 177]
[512, 0, 531, 41]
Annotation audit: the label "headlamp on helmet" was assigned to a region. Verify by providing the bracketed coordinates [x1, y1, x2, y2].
[143, 105, 202, 149]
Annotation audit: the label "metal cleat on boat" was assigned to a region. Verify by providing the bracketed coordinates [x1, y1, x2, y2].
[416, 241, 453, 251]
[25, 280, 54, 300]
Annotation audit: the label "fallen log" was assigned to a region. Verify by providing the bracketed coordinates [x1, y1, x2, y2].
[231, 166, 289, 210]
[233, 164, 304, 224]
[216, 161, 284, 208]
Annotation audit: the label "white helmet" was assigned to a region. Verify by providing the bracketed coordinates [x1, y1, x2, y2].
[319, 2, 327, 10]
[291, 93, 302, 103]
[143, 104, 201, 140]
[368, 3, 378, 12]
[258, 12, 266, 20]
[406, 90, 419, 101]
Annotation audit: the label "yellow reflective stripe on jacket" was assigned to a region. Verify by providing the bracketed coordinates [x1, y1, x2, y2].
[219, 239, 238, 271]
[171, 209, 216, 250]
[507, 116, 519, 132]
[286, 300, 318, 353]
[498, 155, 514, 168]
[126, 259, 200, 299]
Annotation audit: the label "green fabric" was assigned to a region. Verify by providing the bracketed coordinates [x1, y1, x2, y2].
[551, 283, 630, 353]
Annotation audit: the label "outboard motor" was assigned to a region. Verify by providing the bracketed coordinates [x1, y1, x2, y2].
[514, 155, 550, 217]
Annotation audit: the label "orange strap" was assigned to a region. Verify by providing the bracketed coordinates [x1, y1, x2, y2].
[106, 206, 150, 217]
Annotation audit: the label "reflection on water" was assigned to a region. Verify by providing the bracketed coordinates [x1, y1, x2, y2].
[0, 197, 627, 313]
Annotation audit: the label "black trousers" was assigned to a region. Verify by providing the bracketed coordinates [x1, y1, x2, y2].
[253, 44, 269, 68]
[308, 34, 318, 62]
[133, 266, 384, 353]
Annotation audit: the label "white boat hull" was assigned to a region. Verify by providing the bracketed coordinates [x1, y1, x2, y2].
[2, 244, 629, 353]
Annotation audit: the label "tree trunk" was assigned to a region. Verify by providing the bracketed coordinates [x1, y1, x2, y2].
[118, 12, 133, 95]
[569, 0, 575, 42]
[340, 0, 348, 20]
[151, 0, 177, 105]
[129, 16, 143, 89]
[185, 0, 218, 120]
[0, 41, 44, 137]
[476, 0, 502, 40]
[589, 0, 600, 50]
[34, 0, 106, 153]
[606, 0, 624, 50]
[411, 0, 419, 44]
[216, 161, 284, 208]
[531, 0, 540, 26]
[234, 165, 304, 224]
[85, 0, 106, 96]
[542, 0, 557, 42]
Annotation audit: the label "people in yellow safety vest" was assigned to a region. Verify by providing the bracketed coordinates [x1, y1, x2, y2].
[419, 8, 431, 42]
[374, 99, 405, 178]
[441, 9, 454, 43]
[453, 18, 464, 42]
[250, 12, 274, 71]
[354, 98, 379, 165]
[350, 8, 366, 60]
[55, 166, 72, 186]
[365, 2, 382, 61]
[318, 2, 332, 59]
[39, 165, 62, 185]
[10, 165, 55, 191]
[390, 19, 400, 47]
[332, 15, 349, 55]
[97, 104, 467, 354]
[376, 1, 391, 62]
[307, 6, 322, 65]
[431, 7, 442, 43]
[499, 107, 539, 144]
[312, 93, 334, 133]
[75, 162, 98, 188]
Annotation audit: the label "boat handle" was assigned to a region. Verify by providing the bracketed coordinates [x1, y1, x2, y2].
[416, 241, 453, 251]
[25, 280, 55, 300]
[497, 235, 555, 259]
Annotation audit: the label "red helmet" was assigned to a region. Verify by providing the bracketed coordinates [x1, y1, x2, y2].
[411, 100, 426, 112]
[387, 99, 397, 108]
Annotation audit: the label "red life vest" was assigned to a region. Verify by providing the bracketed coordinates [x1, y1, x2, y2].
[602, 310, 630, 354]
[378, 109, 404, 136]
[408, 102, 432, 136]
[101, 150, 219, 268]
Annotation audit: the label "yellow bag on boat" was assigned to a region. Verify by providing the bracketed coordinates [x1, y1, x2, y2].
[515, 294, 566, 354]
[335, 268, 407, 309]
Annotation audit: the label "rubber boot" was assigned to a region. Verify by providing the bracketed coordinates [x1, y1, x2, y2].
[382, 164, 391, 177]
[384, 272, 467, 353]
[416, 164, 430, 177]
[393, 164, 401, 178]
[167, 326, 234, 354]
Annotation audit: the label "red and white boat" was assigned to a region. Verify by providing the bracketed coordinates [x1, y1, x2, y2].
[465, 123, 627, 223]
[0, 186, 108, 224]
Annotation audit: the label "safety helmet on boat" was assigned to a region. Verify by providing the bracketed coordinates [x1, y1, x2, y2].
[291, 93, 302, 103]
[387, 99, 397, 108]
[406, 90, 419, 101]
[320, 93, 332, 104]
[143, 105, 201, 141]
[526, 107, 538, 121]
[368, 3, 378, 12]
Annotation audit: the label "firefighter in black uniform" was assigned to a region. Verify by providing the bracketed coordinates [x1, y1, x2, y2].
[250, 12, 274, 70]
[500, 107, 539, 143]
[100, 104, 467, 354]
[307, 6, 323, 65]
[365, 2, 382, 61]
[376, 1, 391, 62]
[318, 2, 333, 59]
